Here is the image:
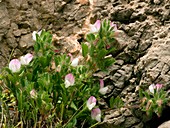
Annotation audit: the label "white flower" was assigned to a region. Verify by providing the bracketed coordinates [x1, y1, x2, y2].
[91, 108, 101, 122]
[9, 59, 21, 73]
[20, 53, 33, 65]
[89, 20, 101, 33]
[64, 73, 75, 88]
[149, 84, 155, 94]
[99, 79, 108, 95]
[87, 96, 96, 110]
[99, 87, 109, 95]
[32, 30, 42, 41]
[71, 58, 79, 67]
[30, 89, 37, 98]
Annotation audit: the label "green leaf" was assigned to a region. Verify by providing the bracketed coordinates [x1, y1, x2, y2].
[109, 96, 114, 108]
[70, 101, 78, 111]
[34, 42, 40, 53]
[104, 58, 115, 67]
[65, 118, 77, 128]
[143, 91, 150, 99]
[89, 44, 95, 57]
[97, 49, 107, 59]
[81, 43, 88, 57]
[86, 33, 95, 43]
[139, 88, 143, 98]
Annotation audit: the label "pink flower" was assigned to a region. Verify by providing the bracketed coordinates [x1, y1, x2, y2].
[155, 84, 163, 91]
[87, 96, 96, 110]
[64, 73, 75, 88]
[68, 53, 79, 67]
[89, 20, 101, 33]
[99, 79, 108, 95]
[20, 53, 33, 65]
[149, 83, 163, 94]
[9, 59, 21, 73]
[99, 79, 104, 88]
[91, 108, 101, 122]
[110, 22, 118, 31]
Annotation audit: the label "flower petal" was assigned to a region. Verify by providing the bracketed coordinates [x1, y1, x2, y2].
[87, 96, 96, 110]
[20, 53, 33, 65]
[89, 20, 101, 33]
[110, 22, 118, 31]
[71, 58, 79, 67]
[91, 108, 101, 122]
[99, 86, 108, 95]
[94, 20, 101, 30]
[30, 89, 37, 98]
[65, 73, 75, 88]
[9, 59, 21, 73]
[149, 84, 155, 94]
[155, 84, 163, 91]
[99, 79, 104, 88]
[32, 30, 42, 41]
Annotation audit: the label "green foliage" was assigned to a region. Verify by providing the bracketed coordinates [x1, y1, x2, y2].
[139, 85, 169, 117]
[109, 96, 124, 109]
[0, 20, 118, 127]
[81, 19, 116, 71]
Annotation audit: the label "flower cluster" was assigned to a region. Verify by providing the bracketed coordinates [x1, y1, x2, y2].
[139, 83, 169, 117]
[148, 83, 163, 94]
[87, 96, 101, 122]
[1, 20, 117, 127]
[89, 20, 117, 33]
[9, 53, 33, 73]
[82, 19, 116, 71]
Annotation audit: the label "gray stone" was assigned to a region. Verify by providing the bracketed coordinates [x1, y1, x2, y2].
[123, 117, 140, 128]
[111, 8, 134, 23]
[13, 29, 21, 37]
[19, 34, 34, 49]
[154, 0, 162, 4]
[104, 113, 125, 126]
[132, 122, 144, 128]
[158, 120, 170, 128]
[0, 2, 10, 41]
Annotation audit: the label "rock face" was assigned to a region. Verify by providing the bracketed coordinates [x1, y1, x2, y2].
[0, 0, 170, 127]
[0, 0, 91, 70]
[158, 120, 170, 128]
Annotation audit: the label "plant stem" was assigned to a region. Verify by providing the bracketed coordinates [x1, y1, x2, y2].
[89, 122, 101, 128]
[60, 103, 64, 121]
[63, 103, 86, 128]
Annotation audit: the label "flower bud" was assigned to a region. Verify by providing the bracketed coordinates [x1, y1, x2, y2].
[56, 65, 61, 72]
[30, 89, 37, 98]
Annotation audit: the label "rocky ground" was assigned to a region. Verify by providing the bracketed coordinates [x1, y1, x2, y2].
[0, 0, 170, 127]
